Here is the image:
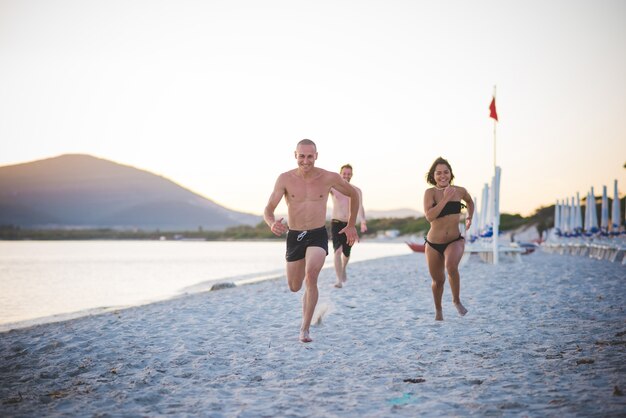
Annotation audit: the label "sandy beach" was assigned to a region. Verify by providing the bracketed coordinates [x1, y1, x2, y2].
[1, 250, 625, 417]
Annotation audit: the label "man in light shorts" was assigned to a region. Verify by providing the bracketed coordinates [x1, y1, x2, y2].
[330, 164, 367, 288]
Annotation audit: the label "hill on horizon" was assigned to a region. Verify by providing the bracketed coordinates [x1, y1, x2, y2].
[0, 154, 261, 231]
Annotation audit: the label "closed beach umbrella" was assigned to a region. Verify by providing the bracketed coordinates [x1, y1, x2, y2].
[588, 187, 599, 234]
[575, 193, 582, 236]
[554, 199, 561, 236]
[583, 192, 589, 234]
[469, 195, 479, 242]
[568, 198, 575, 235]
[558, 199, 565, 235]
[565, 197, 571, 236]
[493, 167, 501, 235]
[486, 181, 494, 237]
[568, 197, 575, 236]
[583, 193, 589, 231]
[480, 183, 490, 237]
[482, 184, 489, 234]
[487, 167, 502, 264]
[563, 198, 570, 235]
[564, 197, 572, 237]
[611, 179, 621, 235]
[601, 185, 609, 235]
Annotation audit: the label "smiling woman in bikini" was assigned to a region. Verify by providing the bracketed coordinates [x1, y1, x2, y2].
[423, 157, 474, 321]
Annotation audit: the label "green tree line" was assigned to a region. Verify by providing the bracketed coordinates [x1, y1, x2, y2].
[0, 205, 559, 240]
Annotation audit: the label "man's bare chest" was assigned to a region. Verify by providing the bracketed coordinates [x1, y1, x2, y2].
[286, 180, 329, 202]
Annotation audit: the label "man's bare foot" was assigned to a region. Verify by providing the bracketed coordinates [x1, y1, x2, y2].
[454, 302, 468, 316]
[435, 309, 443, 321]
[299, 330, 313, 343]
[333, 281, 343, 288]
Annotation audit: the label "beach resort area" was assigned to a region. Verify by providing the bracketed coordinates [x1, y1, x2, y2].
[1, 249, 625, 417]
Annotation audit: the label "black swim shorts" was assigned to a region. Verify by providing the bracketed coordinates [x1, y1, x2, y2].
[331, 219, 352, 258]
[285, 226, 329, 262]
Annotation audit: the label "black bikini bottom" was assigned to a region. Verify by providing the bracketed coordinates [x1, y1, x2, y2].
[424, 234, 464, 255]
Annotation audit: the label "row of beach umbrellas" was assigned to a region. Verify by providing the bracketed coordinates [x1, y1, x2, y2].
[554, 179, 624, 237]
[467, 168, 501, 243]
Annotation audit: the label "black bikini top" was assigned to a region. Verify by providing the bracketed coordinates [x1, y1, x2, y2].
[434, 201, 466, 218]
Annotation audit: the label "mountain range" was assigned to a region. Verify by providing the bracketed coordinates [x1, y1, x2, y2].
[0, 154, 261, 231]
[0, 154, 424, 232]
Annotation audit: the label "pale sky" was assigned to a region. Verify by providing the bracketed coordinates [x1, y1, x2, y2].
[1, 0, 625, 217]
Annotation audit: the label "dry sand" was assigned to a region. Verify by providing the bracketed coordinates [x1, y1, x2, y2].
[1, 250, 625, 417]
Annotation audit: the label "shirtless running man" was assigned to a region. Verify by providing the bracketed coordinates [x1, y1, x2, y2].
[264, 139, 360, 343]
[330, 164, 367, 288]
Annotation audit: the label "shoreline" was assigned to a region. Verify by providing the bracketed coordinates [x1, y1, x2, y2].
[1, 251, 625, 416]
[0, 244, 408, 334]
[0, 270, 286, 334]
[0, 240, 410, 331]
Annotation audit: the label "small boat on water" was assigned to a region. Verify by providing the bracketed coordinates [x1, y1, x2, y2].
[406, 241, 425, 253]
[517, 242, 538, 255]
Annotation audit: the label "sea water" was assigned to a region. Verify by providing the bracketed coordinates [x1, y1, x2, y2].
[0, 240, 408, 330]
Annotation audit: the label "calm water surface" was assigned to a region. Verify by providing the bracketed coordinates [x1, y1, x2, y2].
[0, 240, 408, 330]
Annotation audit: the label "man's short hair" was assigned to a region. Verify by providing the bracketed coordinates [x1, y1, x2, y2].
[297, 139, 317, 149]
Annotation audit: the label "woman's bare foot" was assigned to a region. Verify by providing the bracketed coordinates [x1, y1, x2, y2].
[333, 281, 343, 288]
[299, 329, 313, 343]
[435, 309, 443, 321]
[454, 302, 468, 316]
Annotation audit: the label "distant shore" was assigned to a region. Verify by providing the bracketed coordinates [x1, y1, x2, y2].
[0, 209, 546, 241]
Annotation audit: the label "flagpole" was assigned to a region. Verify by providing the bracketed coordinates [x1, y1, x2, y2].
[490, 85, 499, 264]
[493, 85, 497, 171]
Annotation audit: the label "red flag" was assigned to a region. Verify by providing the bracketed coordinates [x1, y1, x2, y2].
[489, 97, 498, 121]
